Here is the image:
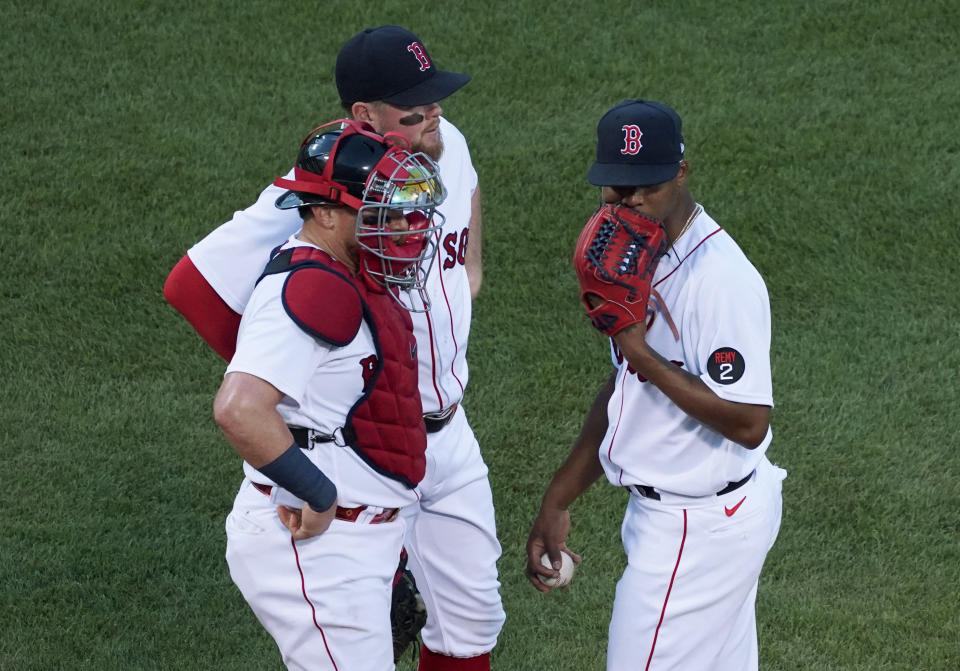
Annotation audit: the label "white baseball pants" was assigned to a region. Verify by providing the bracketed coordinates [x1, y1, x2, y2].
[607, 456, 786, 671]
[400, 407, 506, 657]
[225, 478, 405, 671]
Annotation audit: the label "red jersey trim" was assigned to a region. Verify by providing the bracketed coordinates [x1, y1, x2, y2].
[609, 367, 629, 483]
[435, 237, 465, 397]
[424, 229, 446, 409]
[424, 308, 445, 410]
[654, 227, 723, 288]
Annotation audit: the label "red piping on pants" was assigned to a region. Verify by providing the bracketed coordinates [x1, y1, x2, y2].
[645, 508, 687, 670]
[291, 536, 340, 670]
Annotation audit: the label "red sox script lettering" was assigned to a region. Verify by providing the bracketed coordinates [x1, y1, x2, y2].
[621, 125, 643, 155]
[407, 42, 431, 71]
[442, 228, 469, 270]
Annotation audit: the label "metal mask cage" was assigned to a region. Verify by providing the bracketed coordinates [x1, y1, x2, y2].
[355, 149, 446, 312]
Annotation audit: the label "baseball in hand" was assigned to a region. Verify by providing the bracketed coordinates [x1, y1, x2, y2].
[538, 551, 575, 588]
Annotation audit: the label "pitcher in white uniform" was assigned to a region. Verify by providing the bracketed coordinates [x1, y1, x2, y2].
[526, 99, 786, 671]
[165, 26, 503, 671]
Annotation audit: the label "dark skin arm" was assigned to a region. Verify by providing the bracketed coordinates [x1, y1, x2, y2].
[525, 372, 615, 592]
[612, 322, 770, 449]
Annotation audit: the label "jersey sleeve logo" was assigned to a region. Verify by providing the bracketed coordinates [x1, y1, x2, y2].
[707, 347, 744, 385]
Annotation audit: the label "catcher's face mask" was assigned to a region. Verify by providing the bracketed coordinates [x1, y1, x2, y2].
[355, 146, 445, 312]
[272, 120, 446, 311]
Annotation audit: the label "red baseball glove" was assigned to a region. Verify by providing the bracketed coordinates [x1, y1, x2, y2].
[574, 204, 668, 336]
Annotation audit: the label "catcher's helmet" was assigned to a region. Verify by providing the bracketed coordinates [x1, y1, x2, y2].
[274, 120, 445, 310]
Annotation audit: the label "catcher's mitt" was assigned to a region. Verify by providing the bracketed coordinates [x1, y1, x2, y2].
[391, 548, 428, 663]
[574, 204, 667, 336]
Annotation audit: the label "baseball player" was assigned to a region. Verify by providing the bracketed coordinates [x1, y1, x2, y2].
[525, 100, 786, 671]
[215, 120, 444, 670]
[164, 26, 503, 670]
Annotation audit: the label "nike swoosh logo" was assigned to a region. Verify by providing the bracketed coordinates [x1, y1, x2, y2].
[724, 496, 747, 517]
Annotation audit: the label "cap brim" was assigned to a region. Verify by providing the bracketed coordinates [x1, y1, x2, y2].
[586, 161, 680, 187]
[382, 70, 471, 106]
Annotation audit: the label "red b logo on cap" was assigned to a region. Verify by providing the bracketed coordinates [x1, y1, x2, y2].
[621, 125, 643, 155]
[407, 42, 431, 71]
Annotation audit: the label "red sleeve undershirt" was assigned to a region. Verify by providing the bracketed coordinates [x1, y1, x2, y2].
[163, 255, 241, 361]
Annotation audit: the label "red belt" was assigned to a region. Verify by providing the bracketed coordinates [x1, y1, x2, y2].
[251, 482, 399, 524]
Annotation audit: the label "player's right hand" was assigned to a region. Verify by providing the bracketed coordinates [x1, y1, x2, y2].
[524, 506, 581, 593]
[276, 500, 338, 540]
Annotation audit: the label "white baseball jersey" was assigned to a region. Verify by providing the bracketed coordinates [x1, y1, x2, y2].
[189, 117, 477, 413]
[599, 206, 774, 497]
[226, 236, 417, 510]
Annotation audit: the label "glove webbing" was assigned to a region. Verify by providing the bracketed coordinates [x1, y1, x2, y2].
[585, 214, 659, 298]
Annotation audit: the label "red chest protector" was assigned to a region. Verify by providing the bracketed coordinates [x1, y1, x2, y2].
[258, 246, 426, 488]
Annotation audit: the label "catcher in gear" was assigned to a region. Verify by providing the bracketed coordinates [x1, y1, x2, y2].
[215, 120, 445, 671]
[527, 99, 784, 671]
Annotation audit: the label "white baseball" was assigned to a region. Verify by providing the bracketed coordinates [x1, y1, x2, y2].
[538, 551, 575, 588]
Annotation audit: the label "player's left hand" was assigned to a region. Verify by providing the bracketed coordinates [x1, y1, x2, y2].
[277, 500, 338, 540]
[574, 204, 667, 337]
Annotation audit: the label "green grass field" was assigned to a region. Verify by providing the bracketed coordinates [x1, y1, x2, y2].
[2, 1, 959, 669]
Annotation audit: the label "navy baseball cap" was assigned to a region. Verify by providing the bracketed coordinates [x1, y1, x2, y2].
[587, 100, 685, 187]
[336, 26, 471, 107]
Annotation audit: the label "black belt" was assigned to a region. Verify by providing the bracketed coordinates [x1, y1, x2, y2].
[423, 403, 458, 433]
[289, 427, 335, 449]
[289, 403, 458, 448]
[629, 470, 755, 501]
